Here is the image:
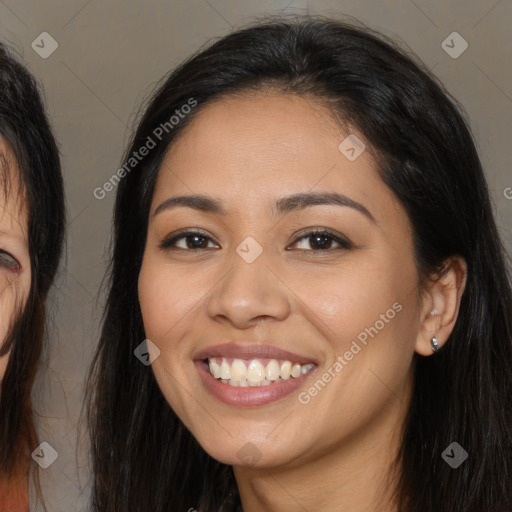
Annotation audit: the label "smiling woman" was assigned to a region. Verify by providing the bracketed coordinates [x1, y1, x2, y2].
[0, 44, 65, 509]
[86, 15, 512, 512]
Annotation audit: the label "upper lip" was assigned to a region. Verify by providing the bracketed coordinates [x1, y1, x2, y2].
[194, 342, 317, 365]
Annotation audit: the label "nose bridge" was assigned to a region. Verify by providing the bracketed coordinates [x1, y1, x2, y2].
[206, 241, 290, 326]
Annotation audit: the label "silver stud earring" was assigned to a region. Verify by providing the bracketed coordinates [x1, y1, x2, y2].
[431, 336, 439, 353]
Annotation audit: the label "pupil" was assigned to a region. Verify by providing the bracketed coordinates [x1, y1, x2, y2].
[311, 235, 330, 250]
[188, 235, 206, 249]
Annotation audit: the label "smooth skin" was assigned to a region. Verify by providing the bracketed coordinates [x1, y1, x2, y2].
[0, 137, 30, 381]
[138, 92, 467, 512]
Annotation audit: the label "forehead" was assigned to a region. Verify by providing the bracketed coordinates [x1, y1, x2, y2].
[156, 93, 368, 193]
[153, 93, 395, 219]
[0, 137, 28, 237]
[167, 91, 342, 162]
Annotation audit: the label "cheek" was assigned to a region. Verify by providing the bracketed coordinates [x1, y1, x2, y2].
[137, 255, 206, 342]
[0, 280, 14, 381]
[0, 268, 30, 381]
[290, 251, 419, 401]
[328, 262, 418, 398]
[288, 254, 414, 344]
[0, 269, 29, 338]
[0, 292, 16, 343]
[138, 255, 208, 426]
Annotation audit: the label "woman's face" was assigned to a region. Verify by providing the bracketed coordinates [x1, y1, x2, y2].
[0, 138, 30, 381]
[138, 92, 428, 469]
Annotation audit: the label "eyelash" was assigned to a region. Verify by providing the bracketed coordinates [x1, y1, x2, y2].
[159, 228, 353, 253]
[0, 250, 21, 272]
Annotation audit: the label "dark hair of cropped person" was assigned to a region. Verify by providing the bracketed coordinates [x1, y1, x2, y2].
[0, 43, 65, 496]
[86, 14, 512, 512]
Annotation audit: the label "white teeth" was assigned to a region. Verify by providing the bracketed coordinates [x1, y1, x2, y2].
[301, 363, 315, 374]
[220, 359, 231, 380]
[230, 359, 246, 381]
[265, 360, 280, 381]
[291, 363, 301, 378]
[206, 357, 315, 385]
[247, 360, 265, 384]
[209, 358, 221, 379]
[280, 361, 292, 380]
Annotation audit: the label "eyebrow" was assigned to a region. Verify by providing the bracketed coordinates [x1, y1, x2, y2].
[153, 191, 376, 223]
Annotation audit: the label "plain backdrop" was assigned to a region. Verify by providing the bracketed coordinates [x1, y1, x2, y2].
[0, 0, 511, 509]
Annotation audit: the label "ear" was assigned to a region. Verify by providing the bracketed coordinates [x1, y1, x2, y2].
[415, 256, 468, 356]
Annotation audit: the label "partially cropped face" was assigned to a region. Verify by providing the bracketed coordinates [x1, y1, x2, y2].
[138, 92, 425, 468]
[0, 138, 30, 381]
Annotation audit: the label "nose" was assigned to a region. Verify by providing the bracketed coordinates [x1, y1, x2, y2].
[206, 250, 291, 329]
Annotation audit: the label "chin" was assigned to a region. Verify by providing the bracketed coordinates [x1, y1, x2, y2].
[196, 433, 301, 469]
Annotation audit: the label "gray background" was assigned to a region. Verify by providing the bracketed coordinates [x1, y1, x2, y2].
[0, 0, 510, 509]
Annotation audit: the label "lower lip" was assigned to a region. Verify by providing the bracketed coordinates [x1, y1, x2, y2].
[195, 360, 316, 407]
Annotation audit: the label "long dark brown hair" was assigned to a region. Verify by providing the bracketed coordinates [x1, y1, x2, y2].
[87, 15, 512, 511]
[0, 43, 65, 492]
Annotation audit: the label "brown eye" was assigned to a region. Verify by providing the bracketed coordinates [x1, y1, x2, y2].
[160, 230, 219, 251]
[290, 229, 353, 252]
